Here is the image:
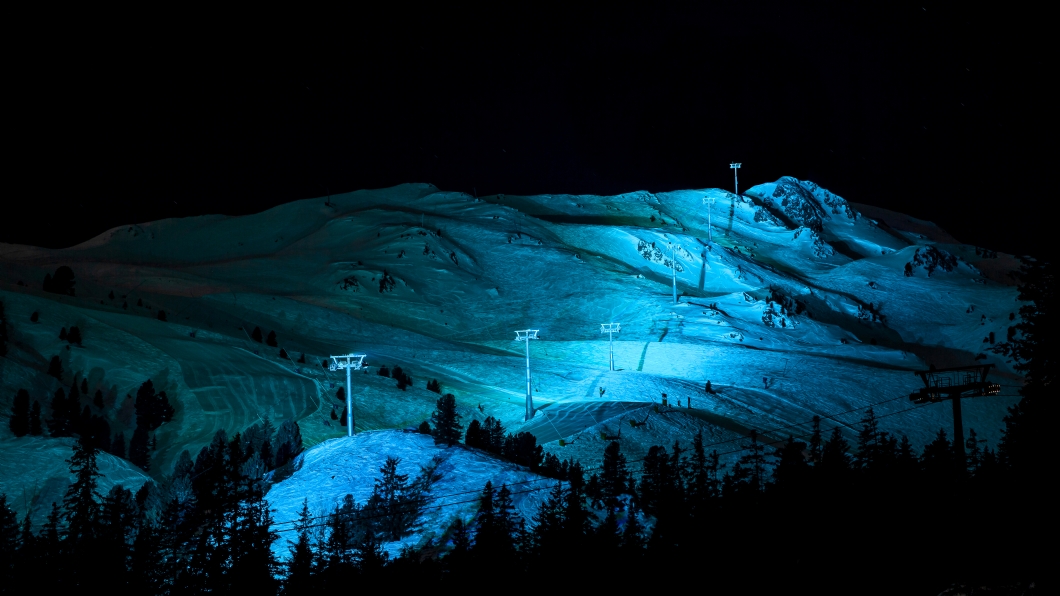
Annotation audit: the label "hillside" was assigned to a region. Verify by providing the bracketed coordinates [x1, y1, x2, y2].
[0, 178, 1024, 525]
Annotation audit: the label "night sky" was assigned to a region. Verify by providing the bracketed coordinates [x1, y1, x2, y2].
[6, 4, 1048, 259]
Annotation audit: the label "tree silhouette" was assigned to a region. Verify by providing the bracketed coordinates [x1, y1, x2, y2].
[430, 393, 462, 446]
[9, 389, 30, 437]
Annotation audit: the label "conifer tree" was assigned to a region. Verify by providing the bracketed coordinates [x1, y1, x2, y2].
[286, 499, 316, 592]
[530, 482, 565, 557]
[266, 330, 278, 347]
[9, 388, 30, 437]
[48, 388, 73, 437]
[772, 436, 810, 492]
[855, 407, 881, 471]
[600, 441, 629, 509]
[430, 393, 463, 446]
[110, 432, 126, 459]
[129, 426, 151, 471]
[464, 419, 484, 449]
[808, 415, 823, 464]
[251, 326, 263, 343]
[0, 495, 18, 585]
[59, 327, 68, 341]
[999, 258, 1053, 480]
[47, 355, 63, 380]
[621, 503, 646, 556]
[93, 389, 104, 409]
[29, 401, 43, 435]
[62, 436, 102, 552]
[66, 326, 82, 346]
[819, 426, 852, 481]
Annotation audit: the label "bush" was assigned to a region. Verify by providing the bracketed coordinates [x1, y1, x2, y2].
[43, 266, 76, 296]
[66, 326, 82, 346]
[47, 356, 63, 380]
[157, 310, 167, 321]
[418, 421, 431, 434]
[378, 365, 391, 378]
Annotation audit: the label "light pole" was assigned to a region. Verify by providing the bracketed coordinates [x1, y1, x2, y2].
[514, 330, 539, 421]
[730, 162, 741, 197]
[600, 323, 621, 371]
[329, 353, 366, 436]
[702, 195, 716, 243]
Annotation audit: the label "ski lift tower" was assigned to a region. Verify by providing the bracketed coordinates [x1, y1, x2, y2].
[730, 162, 741, 197]
[668, 241, 680, 304]
[515, 330, 539, 421]
[600, 323, 621, 371]
[910, 364, 1000, 473]
[702, 195, 716, 243]
[330, 353, 366, 437]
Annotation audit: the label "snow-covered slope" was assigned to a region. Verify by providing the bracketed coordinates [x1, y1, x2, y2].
[266, 430, 554, 558]
[0, 179, 1025, 526]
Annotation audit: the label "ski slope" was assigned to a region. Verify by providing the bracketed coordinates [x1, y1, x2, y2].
[0, 178, 1025, 526]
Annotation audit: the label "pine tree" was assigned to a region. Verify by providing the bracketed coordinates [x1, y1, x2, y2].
[819, 426, 852, 481]
[621, 503, 646, 556]
[129, 426, 151, 471]
[999, 258, 1053, 481]
[297, 352, 306, 363]
[855, 407, 881, 471]
[47, 355, 63, 380]
[285, 499, 316, 592]
[251, 326, 263, 343]
[80, 378, 88, 394]
[0, 495, 18, 584]
[430, 393, 463, 447]
[772, 436, 811, 492]
[600, 441, 629, 509]
[110, 432, 126, 459]
[808, 415, 823, 464]
[29, 401, 43, 435]
[9, 388, 30, 437]
[157, 310, 167, 321]
[266, 331, 278, 347]
[46, 266, 76, 296]
[920, 428, 954, 487]
[48, 388, 73, 437]
[59, 327, 68, 341]
[427, 379, 441, 393]
[66, 326, 82, 346]
[62, 436, 102, 550]
[464, 419, 484, 449]
[93, 389, 104, 409]
[279, 348, 289, 359]
[530, 482, 566, 557]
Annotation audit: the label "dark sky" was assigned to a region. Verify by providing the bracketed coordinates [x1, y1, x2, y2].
[6, 3, 1048, 258]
